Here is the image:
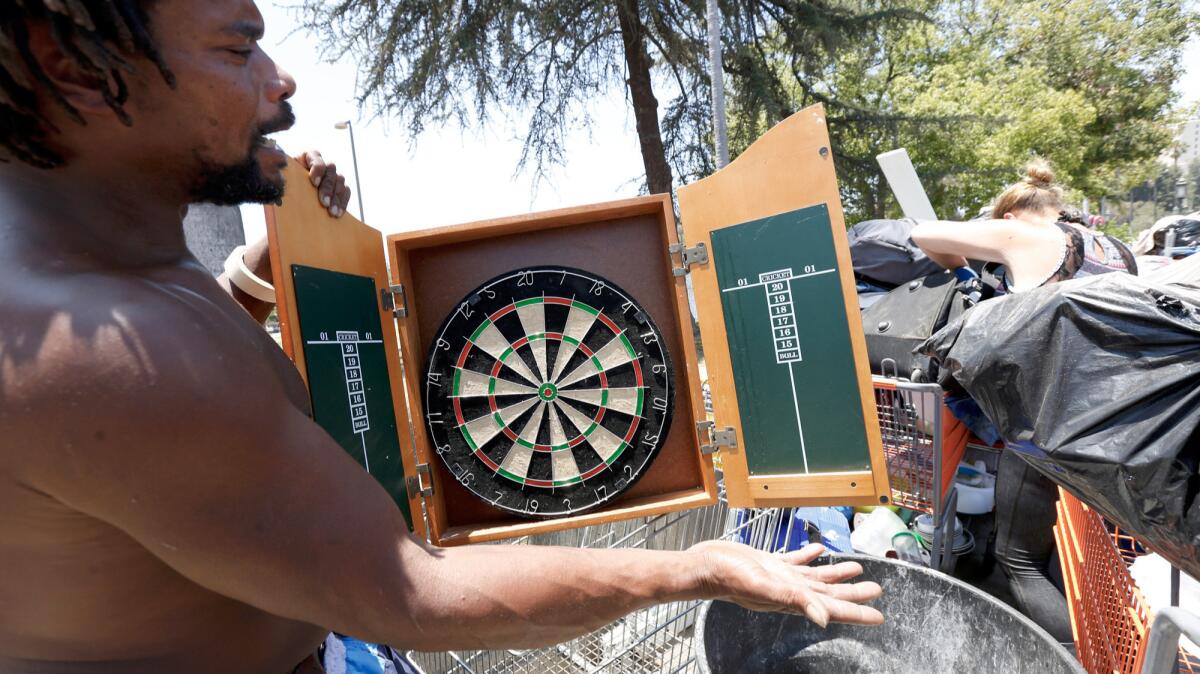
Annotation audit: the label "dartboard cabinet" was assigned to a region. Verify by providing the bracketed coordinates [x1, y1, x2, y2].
[268, 105, 891, 547]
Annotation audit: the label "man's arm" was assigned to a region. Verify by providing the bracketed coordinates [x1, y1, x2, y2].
[217, 149, 350, 323]
[15, 284, 882, 651]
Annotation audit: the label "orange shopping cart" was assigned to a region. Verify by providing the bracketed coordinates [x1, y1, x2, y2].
[1056, 488, 1200, 674]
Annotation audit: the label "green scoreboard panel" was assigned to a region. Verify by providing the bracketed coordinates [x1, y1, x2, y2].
[292, 264, 413, 528]
[710, 204, 872, 476]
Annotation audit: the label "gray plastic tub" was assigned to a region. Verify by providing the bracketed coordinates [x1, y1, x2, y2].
[695, 554, 1084, 674]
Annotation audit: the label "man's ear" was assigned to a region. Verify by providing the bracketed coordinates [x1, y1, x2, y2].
[1002, 212, 1016, 220]
[24, 21, 117, 118]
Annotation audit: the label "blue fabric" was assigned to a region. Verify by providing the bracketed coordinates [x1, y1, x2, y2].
[344, 639, 385, 674]
[944, 394, 1003, 446]
[952, 266, 979, 283]
[322, 634, 421, 674]
[731, 507, 851, 553]
[792, 507, 851, 552]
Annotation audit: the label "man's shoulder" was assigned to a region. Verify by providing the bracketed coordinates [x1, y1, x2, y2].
[1, 263, 278, 422]
[0, 263, 296, 481]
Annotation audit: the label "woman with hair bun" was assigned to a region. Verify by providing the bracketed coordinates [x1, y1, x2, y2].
[911, 159, 1136, 647]
[912, 159, 1136, 290]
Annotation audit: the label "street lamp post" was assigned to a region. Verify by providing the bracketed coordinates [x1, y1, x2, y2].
[1177, 177, 1189, 214]
[334, 120, 366, 222]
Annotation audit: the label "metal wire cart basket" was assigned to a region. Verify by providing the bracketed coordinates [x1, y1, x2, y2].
[408, 376, 970, 673]
[871, 375, 970, 571]
[1055, 488, 1200, 674]
[409, 484, 762, 674]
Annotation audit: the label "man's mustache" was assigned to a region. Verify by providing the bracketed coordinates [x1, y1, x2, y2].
[259, 102, 296, 137]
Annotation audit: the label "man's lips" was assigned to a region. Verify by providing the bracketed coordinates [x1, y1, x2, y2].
[255, 136, 288, 165]
[254, 101, 296, 160]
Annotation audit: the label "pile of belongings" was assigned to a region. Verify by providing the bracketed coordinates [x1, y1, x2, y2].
[1133, 213, 1200, 257]
[848, 218, 992, 381]
[847, 218, 943, 309]
[921, 273, 1200, 578]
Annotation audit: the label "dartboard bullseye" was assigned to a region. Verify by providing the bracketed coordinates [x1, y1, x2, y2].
[422, 267, 675, 518]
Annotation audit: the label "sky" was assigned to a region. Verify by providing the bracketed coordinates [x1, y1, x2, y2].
[238, 2, 644, 242]
[241, 2, 1200, 243]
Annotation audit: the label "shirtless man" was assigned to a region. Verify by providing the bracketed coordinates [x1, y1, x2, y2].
[0, 1, 884, 672]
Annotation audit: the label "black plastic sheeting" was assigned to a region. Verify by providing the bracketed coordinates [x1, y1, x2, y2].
[921, 274, 1200, 578]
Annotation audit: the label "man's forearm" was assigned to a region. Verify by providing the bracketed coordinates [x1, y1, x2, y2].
[354, 541, 706, 651]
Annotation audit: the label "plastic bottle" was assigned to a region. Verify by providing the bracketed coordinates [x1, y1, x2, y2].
[890, 531, 926, 566]
[850, 507, 907, 557]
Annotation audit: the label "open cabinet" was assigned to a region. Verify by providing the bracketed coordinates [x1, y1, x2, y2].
[267, 104, 889, 547]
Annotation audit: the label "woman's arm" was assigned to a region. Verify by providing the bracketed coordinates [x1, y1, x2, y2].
[911, 219, 1016, 268]
[912, 219, 1068, 290]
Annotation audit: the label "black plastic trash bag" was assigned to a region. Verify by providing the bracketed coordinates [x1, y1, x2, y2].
[1150, 218, 1200, 255]
[920, 274, 1200, 577]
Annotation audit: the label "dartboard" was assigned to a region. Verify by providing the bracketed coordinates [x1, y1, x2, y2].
[423, 267, 675, 518]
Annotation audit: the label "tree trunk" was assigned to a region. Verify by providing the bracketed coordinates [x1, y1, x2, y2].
[615, 0, 674, 195]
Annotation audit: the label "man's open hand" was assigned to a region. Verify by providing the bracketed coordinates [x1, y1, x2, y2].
[297, 149, 351, 218]
[689, 541, 884, 628]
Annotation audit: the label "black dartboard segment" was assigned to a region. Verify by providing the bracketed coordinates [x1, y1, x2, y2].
[423, 267, 675, 518]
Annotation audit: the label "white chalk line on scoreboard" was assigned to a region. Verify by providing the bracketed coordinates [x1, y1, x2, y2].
[360, 432, 370, 472]
[787, 365, 811, 474]
[720, 268, 836, 292]
[305, 339, 385, 345]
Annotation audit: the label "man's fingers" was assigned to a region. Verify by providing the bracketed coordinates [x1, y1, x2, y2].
[800, 560, 865, 584]
[802, 592, 830, 628]
[318, 162, 338, 208]
[299, 150, 326, 187]
[821, 596, 885, 626]
[780, 543, 826, 566]
[334, 176, 351, 213]
[808, 579, 883, 604]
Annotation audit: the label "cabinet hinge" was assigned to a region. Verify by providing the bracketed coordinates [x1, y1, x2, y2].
[406, 462, 434, 499]
[381, 284, 408, 318]
[669, 242, 709, 277]
[697, 420, 738, 455]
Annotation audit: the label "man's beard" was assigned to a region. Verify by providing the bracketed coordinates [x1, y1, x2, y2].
[190, 103, 294, 206]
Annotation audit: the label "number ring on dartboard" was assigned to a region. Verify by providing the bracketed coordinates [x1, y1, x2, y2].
[422, 266, 675, 519]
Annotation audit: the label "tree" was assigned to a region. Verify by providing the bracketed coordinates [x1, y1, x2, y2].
[725, 0, 1197, 222]
[293, 0, 920, 195]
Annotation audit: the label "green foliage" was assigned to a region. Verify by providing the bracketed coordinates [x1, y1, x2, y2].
[292, 0, 667, 185]
[739, 0, 1198, 222]
[293, 0, 925, 192]
[295, 0, 1195, 217]
[1097, 219, 1135, 244]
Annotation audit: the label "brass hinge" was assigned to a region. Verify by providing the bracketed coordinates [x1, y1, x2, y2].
[669, 242, 709, 277]
[406, 462, 434, 499]
[381, 284, 408, 318]
[697, 420, 737, 455]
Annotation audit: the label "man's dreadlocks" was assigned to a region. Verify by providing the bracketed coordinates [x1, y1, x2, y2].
[0, 0, 173, 169]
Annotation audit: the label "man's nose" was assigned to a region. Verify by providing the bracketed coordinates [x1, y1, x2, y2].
[266, 61, 297, 102]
